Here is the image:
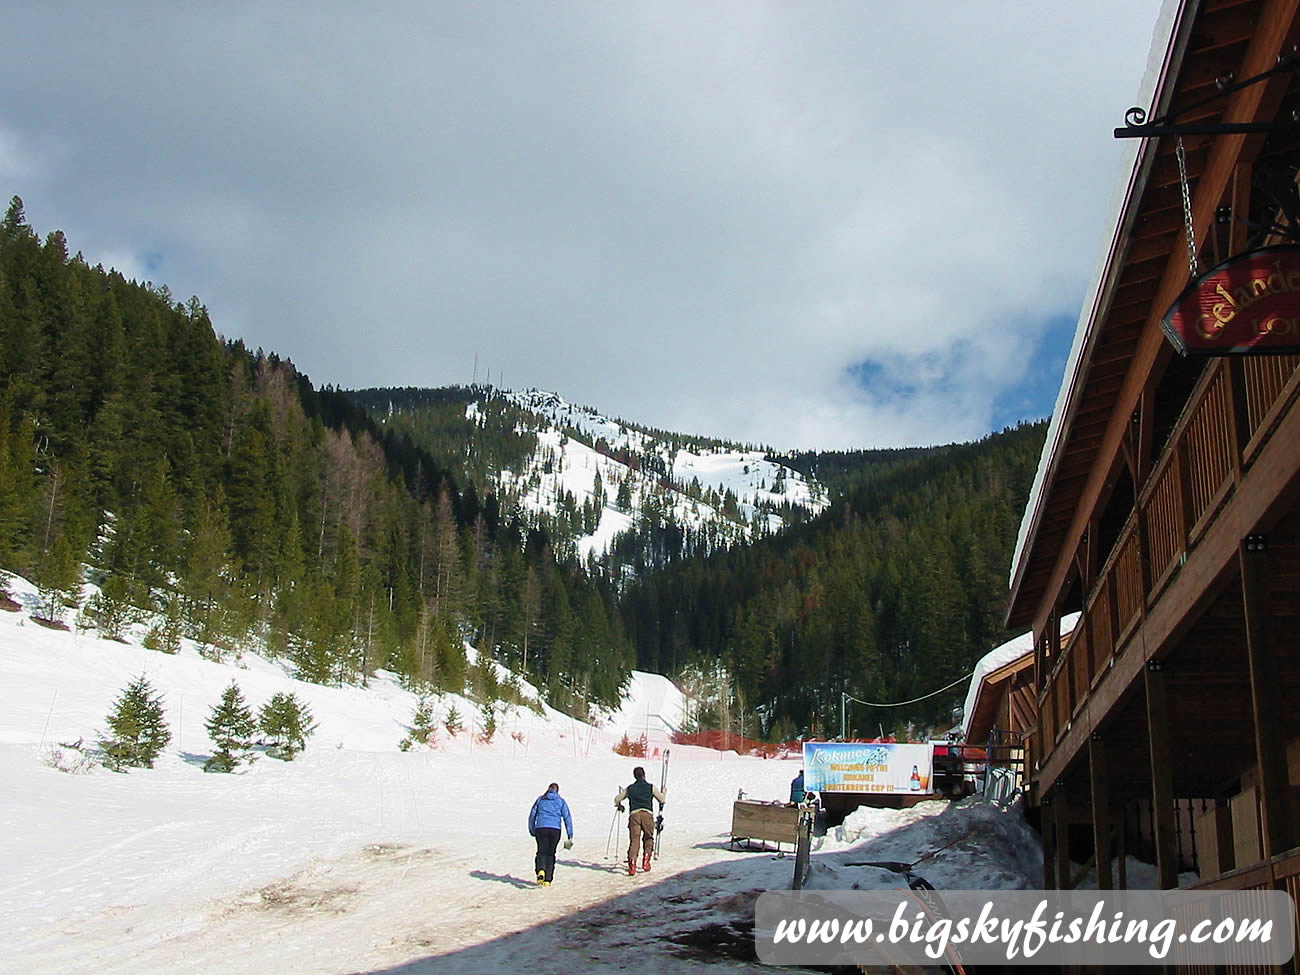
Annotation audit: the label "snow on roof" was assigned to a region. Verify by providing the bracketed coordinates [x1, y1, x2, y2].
[960, 612, 1080, 738]
[1009, 0, 1187, 602]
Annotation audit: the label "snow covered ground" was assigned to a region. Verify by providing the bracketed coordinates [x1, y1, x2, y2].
[2, 571, 1062, 975]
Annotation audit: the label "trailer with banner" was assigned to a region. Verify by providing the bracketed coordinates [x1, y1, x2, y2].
[802, 740, 984, 822]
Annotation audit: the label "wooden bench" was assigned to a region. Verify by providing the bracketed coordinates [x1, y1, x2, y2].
[729, 799, 800, 851]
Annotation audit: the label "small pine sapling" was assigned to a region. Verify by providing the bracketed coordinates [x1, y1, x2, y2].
[204, 681, 257, 772]
[100, 675, 172, 770]
[35, 534, 82, 624]
[83, 574, 139, 641]
[143, 598, 183, 654]
[399, 696, 438, 751]
[444, 704, 463, 737]
[258, 692, 317, 760]
[478, 701, 496, 744]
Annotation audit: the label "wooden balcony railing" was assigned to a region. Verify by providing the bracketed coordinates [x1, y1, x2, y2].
[1035, 355, 1300, 763]
[1185, 844, 1300, 973]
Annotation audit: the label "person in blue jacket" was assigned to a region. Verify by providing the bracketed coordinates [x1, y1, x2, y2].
[790, 768, 805, 804]
[527, 782, 574, 886]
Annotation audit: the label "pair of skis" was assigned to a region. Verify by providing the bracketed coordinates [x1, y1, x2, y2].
[654, 749, 669, 859]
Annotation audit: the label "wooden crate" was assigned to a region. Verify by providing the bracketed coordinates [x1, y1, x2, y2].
[1230, 786, 1262, 869]
[730, 800, 800, 851]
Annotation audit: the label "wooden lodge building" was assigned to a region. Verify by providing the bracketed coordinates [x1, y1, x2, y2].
[1005, 0, 1300, 901]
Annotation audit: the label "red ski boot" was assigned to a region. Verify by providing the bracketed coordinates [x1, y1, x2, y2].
[642, 852, 652, 873]
[627, 859, 637, 876]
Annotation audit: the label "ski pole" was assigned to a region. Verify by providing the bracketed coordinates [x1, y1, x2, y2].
[605, 806, 620, 859]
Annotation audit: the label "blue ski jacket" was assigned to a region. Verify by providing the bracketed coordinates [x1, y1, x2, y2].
[528, 789, 574, 838]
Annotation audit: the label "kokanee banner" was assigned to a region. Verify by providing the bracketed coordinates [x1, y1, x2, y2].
[1162, 245, 1300, 355]
[802, 741, 933, 795]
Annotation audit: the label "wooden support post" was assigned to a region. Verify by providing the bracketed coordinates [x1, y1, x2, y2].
[1042, 792, 1057, 889]
[1034, 626, 1046, 694]
[1240, 535, 1293, 860]
[1145, 661, 1179, 889]
[1117, 815, 1128, 890]
[1055, 789, 1072, 890]
[1090, 734, 1112, 890]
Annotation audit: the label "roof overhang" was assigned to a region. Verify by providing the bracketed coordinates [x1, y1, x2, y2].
[1006, 0, 1210, 630]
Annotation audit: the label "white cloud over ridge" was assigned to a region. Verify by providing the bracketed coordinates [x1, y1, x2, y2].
[2, 2, 1164, 450]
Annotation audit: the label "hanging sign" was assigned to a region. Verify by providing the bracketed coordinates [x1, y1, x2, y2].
[802, 741, 933, 795]
[1161, 245, 1300, 356]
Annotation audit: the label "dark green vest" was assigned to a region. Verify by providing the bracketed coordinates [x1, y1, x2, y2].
[627, 779, 654, 812]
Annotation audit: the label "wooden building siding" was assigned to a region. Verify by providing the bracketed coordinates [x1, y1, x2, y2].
[1005, 0, 1300, 924]
[1007, 0, 1300, 637]
[1032, 354, 1300, 790]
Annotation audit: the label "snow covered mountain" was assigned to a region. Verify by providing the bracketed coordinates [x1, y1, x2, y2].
[357, 385, 830, 565]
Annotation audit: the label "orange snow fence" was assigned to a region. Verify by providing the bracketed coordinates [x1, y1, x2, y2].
[668, 731, 903, 757]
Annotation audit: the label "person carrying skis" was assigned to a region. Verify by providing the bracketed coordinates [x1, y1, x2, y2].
[527, 782, 574, 886]
[790, 768, 805, 804]
[614, 765, 666, 876]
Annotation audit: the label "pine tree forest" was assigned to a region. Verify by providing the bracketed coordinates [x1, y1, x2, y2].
[619, 426, 1048, 739]
[0, 198, 1048, 737]
[0, 197, 632, 714]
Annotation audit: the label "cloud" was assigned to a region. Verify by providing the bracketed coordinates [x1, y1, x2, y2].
[1, 1, 1164, 450]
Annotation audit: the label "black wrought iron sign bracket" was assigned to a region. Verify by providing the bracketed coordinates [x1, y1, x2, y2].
[1114, 51, 1300, 139]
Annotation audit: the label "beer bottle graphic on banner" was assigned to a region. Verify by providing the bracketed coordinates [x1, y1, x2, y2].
[910, 765, 921, 791]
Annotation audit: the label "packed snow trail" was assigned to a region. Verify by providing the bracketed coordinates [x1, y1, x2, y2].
[9, 755, 804, 974]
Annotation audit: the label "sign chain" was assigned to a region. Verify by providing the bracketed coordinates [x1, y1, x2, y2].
[1176, 137, 1198, 277]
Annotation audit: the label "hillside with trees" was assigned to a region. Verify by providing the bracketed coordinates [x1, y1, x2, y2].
[348, 385, 829, 571]
[620, 423, 1047, 739]
[1, 198, 1046, 739]
[0, 197, 632, 714]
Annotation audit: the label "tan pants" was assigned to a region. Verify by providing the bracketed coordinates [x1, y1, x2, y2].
[628, 809, 655, 862]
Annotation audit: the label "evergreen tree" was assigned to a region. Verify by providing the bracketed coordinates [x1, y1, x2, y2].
[0, 392, 36, 565]
[183, 488, 234, 646]
[142, 597, 183, 654]
[204, 681, 257, 772]
[433, 613, 466, 693]
[331, 525, 362, 682]
[293, 578, 340, 685]
[258, 691, 317, 760]
[225, 401, 279, 588]
[398, 695, 438, 751]
[35, 533, 81, 623]
[479, 700, 496, 743]
[83, 572, 139, 640]
[444, 703, 463, 736]
[100, 675, 171, 769]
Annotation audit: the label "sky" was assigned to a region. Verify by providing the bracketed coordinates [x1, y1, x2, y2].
[2, 1, 1166, 451]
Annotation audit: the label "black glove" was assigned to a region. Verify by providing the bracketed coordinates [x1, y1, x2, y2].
[615, 803, 624, 813]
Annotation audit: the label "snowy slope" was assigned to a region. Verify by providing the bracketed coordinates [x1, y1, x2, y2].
[0, 571, 1105, 975]
[488, 388, 828, 557]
